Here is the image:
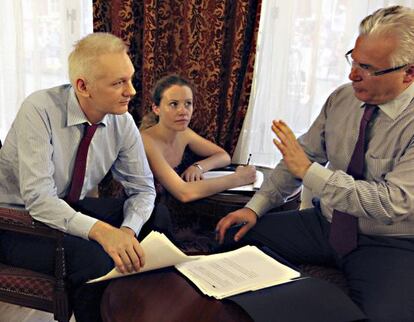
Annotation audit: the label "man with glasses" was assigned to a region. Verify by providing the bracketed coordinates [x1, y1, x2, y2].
[345, 49, 408, 77]
[217, 5, 414, 321]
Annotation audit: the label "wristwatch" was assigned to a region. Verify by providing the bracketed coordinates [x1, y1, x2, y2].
[192, 163, 203, 172]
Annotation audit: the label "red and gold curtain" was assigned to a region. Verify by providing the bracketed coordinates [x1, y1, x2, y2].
[93, 0, 261, 154]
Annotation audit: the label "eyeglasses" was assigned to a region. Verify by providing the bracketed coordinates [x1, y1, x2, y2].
[345, 49, 407, 77]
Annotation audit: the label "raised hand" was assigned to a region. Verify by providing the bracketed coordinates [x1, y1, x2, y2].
[272, 119, 311, 179]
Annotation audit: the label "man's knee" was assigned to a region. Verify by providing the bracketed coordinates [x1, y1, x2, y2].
[64, 236, 113, 286]
[351, 280, 414, 322]
[361, 298, 414, 322]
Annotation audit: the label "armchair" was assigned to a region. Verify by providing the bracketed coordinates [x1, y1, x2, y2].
[0, 207, 72, 322]
[0, 138, 71, 322]
[0, 135, 72, 322]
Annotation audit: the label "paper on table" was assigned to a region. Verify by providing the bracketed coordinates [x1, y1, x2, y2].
[88, 231, 301, 300]
[176, 245, 301, 299]
[88, 231, 202, 283]
[203, 170, 264, 191]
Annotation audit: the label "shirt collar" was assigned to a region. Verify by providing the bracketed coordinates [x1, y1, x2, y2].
[361, 82, 414, 120]
[66, 86, 108, 127]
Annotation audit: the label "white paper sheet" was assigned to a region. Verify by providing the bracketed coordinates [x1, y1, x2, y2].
[203, 170, 264, 191]
[89, 232, 301, 300]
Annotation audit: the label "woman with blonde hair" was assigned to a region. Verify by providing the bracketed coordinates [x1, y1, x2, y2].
[141, 74, 256, 202]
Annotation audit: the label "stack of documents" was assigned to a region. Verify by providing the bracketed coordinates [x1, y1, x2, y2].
[89, 231, 300, 299]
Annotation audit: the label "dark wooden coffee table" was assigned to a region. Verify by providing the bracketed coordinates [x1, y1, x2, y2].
[100, 268, 253, 322]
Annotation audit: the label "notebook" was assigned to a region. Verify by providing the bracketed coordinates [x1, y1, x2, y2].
[203, 170, 264, 191]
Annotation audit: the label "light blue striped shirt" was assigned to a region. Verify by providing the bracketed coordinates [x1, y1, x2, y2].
[248, 82, 414, 237]
[0, 85, 156, 239]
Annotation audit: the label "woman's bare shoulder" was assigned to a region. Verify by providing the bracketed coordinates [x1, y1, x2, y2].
[141, 128, 163, 152]
[182, 127, 201, 141]
[141, 126, 158, 140]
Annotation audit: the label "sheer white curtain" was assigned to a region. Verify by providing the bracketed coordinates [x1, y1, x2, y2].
[0, 0, 92, 141]
[233, 0, 414, 168]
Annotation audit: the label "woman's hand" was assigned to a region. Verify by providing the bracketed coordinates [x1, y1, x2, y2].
[181, 164, 204, 182]
[234, 165, 256, 185]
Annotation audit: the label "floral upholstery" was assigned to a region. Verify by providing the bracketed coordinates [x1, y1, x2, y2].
[0, 263, 55, 302]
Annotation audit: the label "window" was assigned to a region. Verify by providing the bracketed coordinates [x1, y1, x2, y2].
[233, 0, 414, 168]
[0, 0, 92, 141]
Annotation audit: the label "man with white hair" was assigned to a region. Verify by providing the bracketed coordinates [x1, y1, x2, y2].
[217, 6, 414, 321]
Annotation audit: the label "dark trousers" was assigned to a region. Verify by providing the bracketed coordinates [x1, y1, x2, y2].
[0, 198, 171, 322]
[243, 207, 414, 322]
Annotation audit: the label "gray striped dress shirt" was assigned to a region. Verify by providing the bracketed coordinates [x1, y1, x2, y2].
[247, 82, 414, 237]
[0, 85, 156, 239]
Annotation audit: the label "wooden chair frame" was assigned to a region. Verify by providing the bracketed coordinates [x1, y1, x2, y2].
[0, 207, 71, 322]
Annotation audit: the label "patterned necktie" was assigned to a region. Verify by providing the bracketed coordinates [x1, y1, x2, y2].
[66, 123, 98, 204]
[329, 104, 377, 257]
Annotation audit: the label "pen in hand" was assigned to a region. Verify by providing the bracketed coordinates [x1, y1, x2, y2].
[246, 153, 252, 166]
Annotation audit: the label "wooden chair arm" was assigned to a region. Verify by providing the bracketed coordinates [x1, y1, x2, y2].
[0, 207, 63, 239]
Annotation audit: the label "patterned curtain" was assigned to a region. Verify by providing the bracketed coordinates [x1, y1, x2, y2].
[93, 0, 261, 154]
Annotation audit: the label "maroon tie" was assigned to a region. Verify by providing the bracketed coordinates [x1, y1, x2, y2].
[66, 123, 98, 204]
[329, 104, 377, 257]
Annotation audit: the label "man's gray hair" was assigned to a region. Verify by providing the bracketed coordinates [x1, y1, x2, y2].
[68, 32, 128, 86]
[359, 5, 414, 67]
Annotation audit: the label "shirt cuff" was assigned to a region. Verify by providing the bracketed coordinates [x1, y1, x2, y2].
[121, 215, 147, 236]
[67, 211, 99, 240]
[245, 193, 274, 218]
[302, 162, 333, 196]
[122, 198, 154, 236]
